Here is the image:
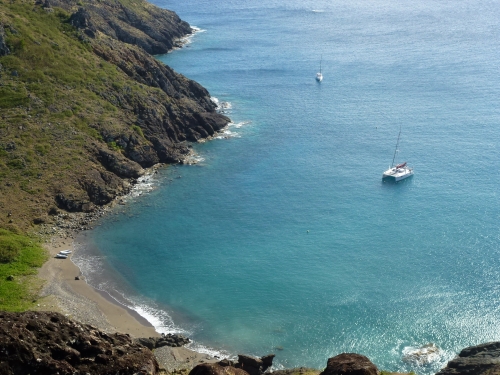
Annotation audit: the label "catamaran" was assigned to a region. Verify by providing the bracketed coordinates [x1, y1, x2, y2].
[382, 128, 413, 181]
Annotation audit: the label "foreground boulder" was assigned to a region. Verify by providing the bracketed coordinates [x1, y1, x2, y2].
[190, 354, 275, 375]
[436, 342, 500, 375]
[190, 363, 250, 375]
[0, 311, 160, 375]
[319, 353, 378, 375]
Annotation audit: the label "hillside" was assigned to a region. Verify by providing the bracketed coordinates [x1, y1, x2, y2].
[0, 0, 230, 231]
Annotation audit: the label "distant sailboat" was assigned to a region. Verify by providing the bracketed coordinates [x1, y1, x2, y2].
[316, 56, 323, 82]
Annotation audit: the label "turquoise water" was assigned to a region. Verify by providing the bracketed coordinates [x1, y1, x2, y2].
[74, 0, 500, 373]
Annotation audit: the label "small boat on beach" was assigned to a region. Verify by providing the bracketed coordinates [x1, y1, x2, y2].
[383, 128, 413, 181]
[59, 250, 72, 254]
[55, 253, 68, 259]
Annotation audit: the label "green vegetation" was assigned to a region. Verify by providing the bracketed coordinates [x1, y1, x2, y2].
[0, 229, 47, 311]
[132, 124, 145, 138]
[0, 1, 161, 230]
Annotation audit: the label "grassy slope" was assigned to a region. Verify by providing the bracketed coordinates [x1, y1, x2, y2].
[0, 228, 47, 311]
[0, 1, 169, 230]
[0, 1, 170, 307]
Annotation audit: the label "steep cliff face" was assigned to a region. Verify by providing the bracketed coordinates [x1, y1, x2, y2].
[0, 0, 230, 229]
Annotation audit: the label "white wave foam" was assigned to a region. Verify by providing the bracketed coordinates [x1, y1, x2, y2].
[211, 97, 232, 113]
[182, 153, 205, 165]
[128, 172, 158, 198]
[177, 26, 206, 48]
[187, 342, 233, 360]
[312, 9, 325, 13]
[228, 120, 251, 129]
[401, 343, 444, 365]
[214, 129, 241, 139]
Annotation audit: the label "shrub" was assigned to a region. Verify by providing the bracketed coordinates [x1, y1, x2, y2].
[132, 125, 144, 138]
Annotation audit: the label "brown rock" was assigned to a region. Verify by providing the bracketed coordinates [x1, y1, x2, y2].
[0, 311, 161, 375]
[190, 363, 250, 375]
[319, 353, 378, 375]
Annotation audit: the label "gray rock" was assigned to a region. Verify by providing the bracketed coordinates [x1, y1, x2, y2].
[0, 24, 10, 56]
[436, 342, 500, 375]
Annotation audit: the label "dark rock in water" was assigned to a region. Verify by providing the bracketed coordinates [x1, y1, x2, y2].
[190, 363, 250, 375]
[436, 342, 500, 375]
[319, 353, 378, 375]
[0, 311, 161, 375]
[0, 24, 10, 56]
[261, 354, 275, 368]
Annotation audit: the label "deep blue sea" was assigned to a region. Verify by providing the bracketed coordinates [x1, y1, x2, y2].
[74, 0, 500, 373]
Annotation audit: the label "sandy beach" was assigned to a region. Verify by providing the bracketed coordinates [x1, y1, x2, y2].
[37, 235, 218, 371]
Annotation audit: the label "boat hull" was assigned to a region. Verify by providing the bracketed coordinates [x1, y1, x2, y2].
[382, 167, 414, 181]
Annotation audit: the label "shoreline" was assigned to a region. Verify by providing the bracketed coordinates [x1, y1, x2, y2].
[37, 235, 219, 371]
[36, 166, 221, 371]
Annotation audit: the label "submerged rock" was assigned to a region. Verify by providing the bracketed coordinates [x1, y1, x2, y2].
[402, 343, 442, 365]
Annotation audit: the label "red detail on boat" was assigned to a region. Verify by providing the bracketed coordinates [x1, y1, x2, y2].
[396, 162, 407, 168]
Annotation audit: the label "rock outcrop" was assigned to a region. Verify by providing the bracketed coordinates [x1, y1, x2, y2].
[190, 363, 250, 375]
[0, 24, 10, 56]
[436, 342, 500, 375]
[135, 333, 191, 350]
[0, 311, 161, 375]
[318, 353, 378, 375]
[189, 354, 275, 375]
[0, 0, 230, 228]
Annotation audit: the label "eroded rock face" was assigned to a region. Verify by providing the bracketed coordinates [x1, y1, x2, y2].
[319, 353, 378, 375]
[34, 0, 229, 215]
[0, 24, 10, 56]
[436, 342, 500, 375]
[0, 311, 160, 375]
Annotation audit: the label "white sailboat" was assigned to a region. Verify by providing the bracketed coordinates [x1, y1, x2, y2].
[382, 128, 413, 181]
[316, 57, 323, 82]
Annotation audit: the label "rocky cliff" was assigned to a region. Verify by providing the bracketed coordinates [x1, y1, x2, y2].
[2, 310, 499, 375]
[436, 342, 500, 375]
[0, 310, 161, 374]
[0, 0, 230, 230]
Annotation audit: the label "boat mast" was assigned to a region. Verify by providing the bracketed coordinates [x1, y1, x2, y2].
[391, 127, 402, 168]
[320, 55, 322, 74]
